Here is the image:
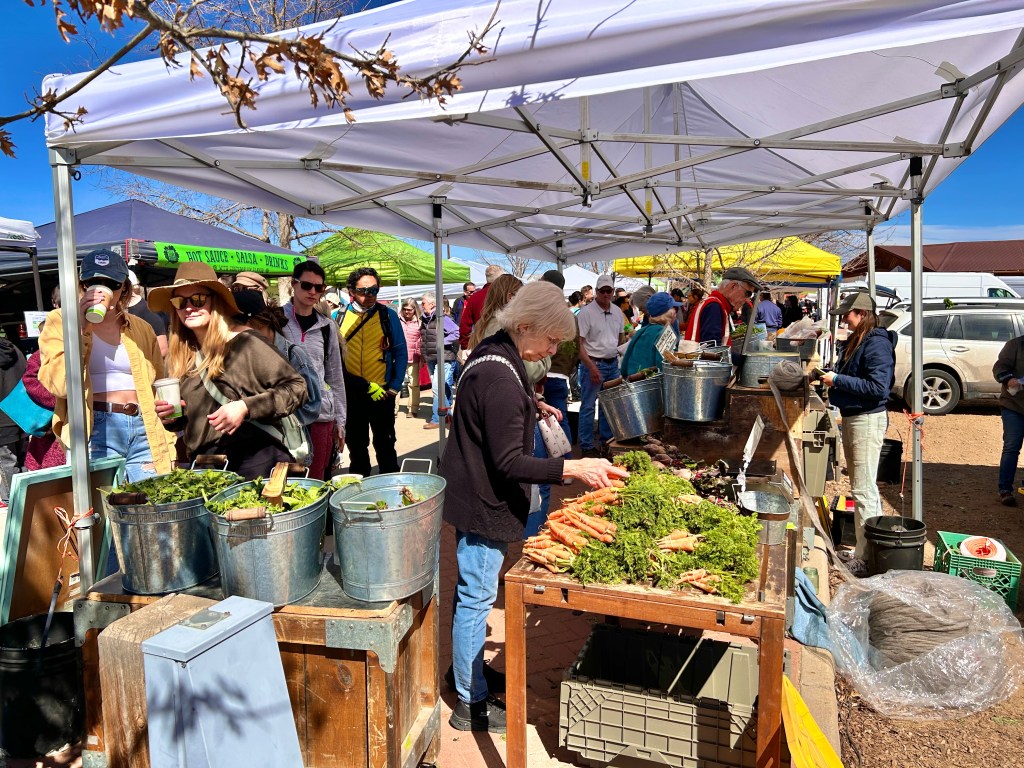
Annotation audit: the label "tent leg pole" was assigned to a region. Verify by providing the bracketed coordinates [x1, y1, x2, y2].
[31, 248, 44, 310]
[432, 198, 447, 459]
[866, 227, 876, 306]
[50, 148, 96, 592]
[910, 166, 924, 523]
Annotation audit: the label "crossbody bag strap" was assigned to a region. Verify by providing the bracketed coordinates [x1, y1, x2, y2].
[461, 354, 527, 392]
[195, 351, 285, 443]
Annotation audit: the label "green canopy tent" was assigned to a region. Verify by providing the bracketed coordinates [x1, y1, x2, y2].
[307, 229, 470, 289]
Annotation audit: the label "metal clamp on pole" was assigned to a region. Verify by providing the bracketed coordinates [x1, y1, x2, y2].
[74, 514, 97, 595]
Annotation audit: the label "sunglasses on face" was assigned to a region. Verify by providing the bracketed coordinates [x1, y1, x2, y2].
[294, 279, 326, 293]
[352, 285, 380, 297]
[170, 293, 212, 310]
[597, 287, 614, 294]
[743, 289, 755, 299]
[82, 277, 122, 291]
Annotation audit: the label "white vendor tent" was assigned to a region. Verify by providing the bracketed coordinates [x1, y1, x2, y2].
[0, 216, 43, 309]
[41, 0, 1024, 568]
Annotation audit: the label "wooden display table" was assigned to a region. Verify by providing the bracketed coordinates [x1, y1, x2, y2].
[504, 537, 790, 768]
[74, 562, 439, 768]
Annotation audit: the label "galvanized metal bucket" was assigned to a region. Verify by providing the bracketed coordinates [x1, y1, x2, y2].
[736, 484, 798, 546]
[598, 375, 663, 440]
[662, 360, 732, 422]
[329, 472, 446, 603]
[738, 351, 801, 388]
[209, 478, 329, 607]
[105, 469, 239, 595]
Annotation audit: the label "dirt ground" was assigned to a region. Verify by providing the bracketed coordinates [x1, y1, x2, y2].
[831, 404, 1024, 768]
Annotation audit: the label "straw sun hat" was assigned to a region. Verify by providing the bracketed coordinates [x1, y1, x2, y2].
[147, 262, 239, 314]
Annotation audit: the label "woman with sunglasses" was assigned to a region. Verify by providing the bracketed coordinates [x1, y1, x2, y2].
[150, 263, 308, 479]
[38, 248, 177, 481]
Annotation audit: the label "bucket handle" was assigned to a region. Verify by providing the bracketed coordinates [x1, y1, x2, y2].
[334, 501, 386, 529]
[191, 456, 230, 471]
[224, 506, 275, 530]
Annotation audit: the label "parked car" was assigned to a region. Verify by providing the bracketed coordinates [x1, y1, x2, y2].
[842, 272, 1019, 301]
[878, 298, 1024, 415]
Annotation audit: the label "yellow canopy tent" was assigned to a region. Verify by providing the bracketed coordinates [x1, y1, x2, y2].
[612, 238, 841, 286]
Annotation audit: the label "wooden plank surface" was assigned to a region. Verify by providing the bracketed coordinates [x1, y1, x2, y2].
[97, 593, 216, 768]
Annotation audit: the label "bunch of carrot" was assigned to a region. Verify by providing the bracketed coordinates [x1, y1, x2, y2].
[676, 569, 722, 594]
[656, 529, 701, 552]
[522, 485, 623, 571]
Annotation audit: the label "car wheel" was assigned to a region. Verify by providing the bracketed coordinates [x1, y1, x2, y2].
[906, 369, 961, 415]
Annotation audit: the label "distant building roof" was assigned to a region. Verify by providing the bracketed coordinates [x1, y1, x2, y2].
[844, 241, 1024, 278]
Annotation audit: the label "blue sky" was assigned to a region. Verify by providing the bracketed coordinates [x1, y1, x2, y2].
[4, 2, 1024, 255]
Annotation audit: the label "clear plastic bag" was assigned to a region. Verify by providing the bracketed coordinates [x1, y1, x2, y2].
[826, 570, 1024, 719]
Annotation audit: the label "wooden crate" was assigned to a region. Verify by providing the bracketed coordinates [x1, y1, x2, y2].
[75, 564, 440, 768]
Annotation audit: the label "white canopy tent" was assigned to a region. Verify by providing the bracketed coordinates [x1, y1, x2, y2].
[42, 1, 1024, 594]
[0, 216, 43, 308]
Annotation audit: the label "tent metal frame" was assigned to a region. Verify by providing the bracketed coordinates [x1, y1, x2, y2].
[47, 24, 1024, 582]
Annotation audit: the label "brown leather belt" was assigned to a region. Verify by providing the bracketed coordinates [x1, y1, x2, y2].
[93, 401, 140, 416]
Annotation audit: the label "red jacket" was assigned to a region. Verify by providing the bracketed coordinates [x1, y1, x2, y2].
[684, 291, 733, 346]
[458, 283, 491, 349]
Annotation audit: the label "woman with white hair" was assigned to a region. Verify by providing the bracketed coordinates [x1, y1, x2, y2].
[441, 281, 628, 735]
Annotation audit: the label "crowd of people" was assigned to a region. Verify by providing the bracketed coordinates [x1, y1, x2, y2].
[0, 249, 837, 735]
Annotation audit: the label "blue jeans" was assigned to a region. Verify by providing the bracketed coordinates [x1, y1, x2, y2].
[578, 358, 620, 451]
[525, 378, 572, 538]
[89, 411, 158, 483]
[452, 530, 508, 704]
[999, 408, 1024, 494]
[429, 361, 455, 425]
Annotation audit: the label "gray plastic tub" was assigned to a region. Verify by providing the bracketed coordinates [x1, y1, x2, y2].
[209, 478, 328, 607]
[329, 472, 446, 602]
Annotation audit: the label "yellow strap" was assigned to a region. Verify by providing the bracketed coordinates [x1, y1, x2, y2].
[781, 675, 845, 768]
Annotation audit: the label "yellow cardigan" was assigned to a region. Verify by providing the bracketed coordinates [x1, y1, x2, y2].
[38, 308, 177, 475]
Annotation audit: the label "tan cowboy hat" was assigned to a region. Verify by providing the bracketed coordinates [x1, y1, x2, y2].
[148, 262, 239, 314]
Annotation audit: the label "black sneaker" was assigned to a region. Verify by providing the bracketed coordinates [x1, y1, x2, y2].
[999, 491, 1017, 507]
[444, 663, 506, 693]
[449, 695, 507, 733]
[580, 447, 601, 459]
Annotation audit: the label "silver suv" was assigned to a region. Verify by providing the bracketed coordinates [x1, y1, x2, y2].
[878, 299, 1024, 415]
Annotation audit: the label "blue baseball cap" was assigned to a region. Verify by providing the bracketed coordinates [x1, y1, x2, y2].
[645, 291, 683, 317]
[80, 248, 129, 284]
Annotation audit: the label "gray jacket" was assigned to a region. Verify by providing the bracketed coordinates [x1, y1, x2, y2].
[280, 303, 346, 431]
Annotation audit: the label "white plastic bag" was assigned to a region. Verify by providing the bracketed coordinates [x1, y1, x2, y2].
[779, 317, 818, 340]
[826, 570, 1024, 718]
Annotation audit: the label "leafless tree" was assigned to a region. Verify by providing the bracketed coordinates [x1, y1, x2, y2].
[474, 249, 543, 281]
[2, 0, 498, 158]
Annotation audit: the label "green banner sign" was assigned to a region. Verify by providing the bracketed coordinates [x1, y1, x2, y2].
[154, 241, 303, 275]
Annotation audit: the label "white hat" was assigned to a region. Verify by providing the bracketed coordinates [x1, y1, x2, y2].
[596, 274, 614, 290]
[127, 269, 140, 287]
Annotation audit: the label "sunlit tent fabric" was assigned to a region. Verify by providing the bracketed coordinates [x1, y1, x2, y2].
[307, 229, 469, 286]
[41, 0, 1024, 264]
[613, 238, 842, 286]
[18, 200, 302, 279]
[0, 217, 38, 251]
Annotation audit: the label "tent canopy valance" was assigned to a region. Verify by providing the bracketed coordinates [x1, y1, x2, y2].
[612, 238, 842, 287]
[305, 229, 470, 287]
[42, 1, 1024, 265]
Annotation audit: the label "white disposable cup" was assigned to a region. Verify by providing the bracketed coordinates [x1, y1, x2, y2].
[153, 378, 182, 418]
[84, 286, 114, 324]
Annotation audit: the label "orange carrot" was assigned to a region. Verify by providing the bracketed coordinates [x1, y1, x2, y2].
[548, 520, 588, 551]
[569, 487, 620, 505]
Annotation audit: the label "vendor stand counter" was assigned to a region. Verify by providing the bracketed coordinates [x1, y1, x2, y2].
[74, 561, 439, 768]
[505, 536, 790, 768]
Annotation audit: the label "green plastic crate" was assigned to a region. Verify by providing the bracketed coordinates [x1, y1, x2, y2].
[936, 531, 1021, 610]
[559, 624, 762, 768]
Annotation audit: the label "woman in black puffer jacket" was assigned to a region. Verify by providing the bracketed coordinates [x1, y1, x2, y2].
[820, 291, 896, 570]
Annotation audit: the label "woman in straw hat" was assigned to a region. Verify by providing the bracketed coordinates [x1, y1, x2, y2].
[150, 263, 308, 479]
[38, 248, 176, 481]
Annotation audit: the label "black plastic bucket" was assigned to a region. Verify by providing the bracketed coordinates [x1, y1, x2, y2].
[864, 515, 926, 576]
[877, 438, 903, 484]
[0, 613, 83, 757]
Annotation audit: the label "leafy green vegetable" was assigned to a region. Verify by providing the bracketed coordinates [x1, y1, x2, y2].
[614, 450, 653, 475]
[117, 469, 241, 505]
[567, 471, 760, 603]
[206, 480, 327, 516]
